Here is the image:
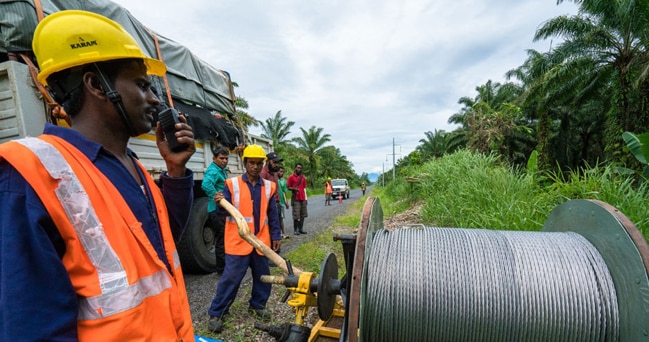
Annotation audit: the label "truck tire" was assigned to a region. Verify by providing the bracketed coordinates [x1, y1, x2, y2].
[176, 197, 217, 274]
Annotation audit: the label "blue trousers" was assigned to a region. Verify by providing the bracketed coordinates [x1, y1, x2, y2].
[208, 252, 271, 317]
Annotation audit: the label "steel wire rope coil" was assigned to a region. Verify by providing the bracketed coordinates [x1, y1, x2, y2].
[361, 227, 619, 342]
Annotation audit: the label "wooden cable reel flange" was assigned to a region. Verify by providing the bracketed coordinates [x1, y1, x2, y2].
[346, 197, 384, 342]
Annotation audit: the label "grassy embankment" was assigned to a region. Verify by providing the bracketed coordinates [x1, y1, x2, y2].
[284, 150, 649, 275]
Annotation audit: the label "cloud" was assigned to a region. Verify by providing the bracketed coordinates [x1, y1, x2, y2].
[113, 0, 577, 175]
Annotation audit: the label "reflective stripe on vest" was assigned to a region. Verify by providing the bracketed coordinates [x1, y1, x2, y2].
[15, 137, 171, 319]
[227, 177, 272, 226]
[223, 176, 274, 255]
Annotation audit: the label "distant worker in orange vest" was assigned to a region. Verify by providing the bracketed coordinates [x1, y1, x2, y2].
[208, 144, 282, 333]
[324, 177, 333, 205]
[0, 10, 196, 340]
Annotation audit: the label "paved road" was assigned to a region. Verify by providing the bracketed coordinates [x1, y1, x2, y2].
[184, 187, 367, 322]
[281, 187, 365, 253]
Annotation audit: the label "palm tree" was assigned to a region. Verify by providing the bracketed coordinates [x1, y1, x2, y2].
[448, 80, 520, 140]
[448, 80, 531, 164]
[508, 42, 614, 170]
[534, 0, 649, 161]
[231, 82, 259, 133]
[447, 94, 475, 151]
[316, 146, 355, 182]
[466, 101, 529, 156]
[507, 49, 555, 170]
[259, 110, 295, 150]
[417, 129, 450, 161]
[291, 126, 331, 188]
[234, 97, 259, 132]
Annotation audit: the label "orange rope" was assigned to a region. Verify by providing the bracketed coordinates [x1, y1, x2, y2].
[145, 26, 174, 108]
[33, 0, 44, 21]
[22, 0, 70, 125]
[19, 53, 70, 126]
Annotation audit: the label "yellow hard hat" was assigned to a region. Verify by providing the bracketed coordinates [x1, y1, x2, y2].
[242, 144, 267, 160]
[327, 177, 332, 180]
[33, 10, 166, 86]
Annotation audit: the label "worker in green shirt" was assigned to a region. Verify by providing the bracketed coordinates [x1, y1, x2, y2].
[201, 146, 229, 274]
[277, 166, 290, 239]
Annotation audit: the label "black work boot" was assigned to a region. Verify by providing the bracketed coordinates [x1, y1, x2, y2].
[208, 316, 224, 333]
[294, 220, 300, 235]
[248, 306, 271, 321]
[299, 220, 307, 234]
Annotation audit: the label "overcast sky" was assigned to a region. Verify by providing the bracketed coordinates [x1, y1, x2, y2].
[111, 0, 578, 176]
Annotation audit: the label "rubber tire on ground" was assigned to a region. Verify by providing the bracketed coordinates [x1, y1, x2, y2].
[176, 197, 217, 274]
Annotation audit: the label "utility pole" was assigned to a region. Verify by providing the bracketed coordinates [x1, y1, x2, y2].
[392, 137, 396, 182]
[382, 162, 385, 187]
[386, 138, 401, 182]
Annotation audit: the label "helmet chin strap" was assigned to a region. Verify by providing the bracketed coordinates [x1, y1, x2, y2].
[93, 63, 138, 136]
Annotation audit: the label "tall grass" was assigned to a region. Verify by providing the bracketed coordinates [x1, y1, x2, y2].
[285, 150, 649, 274]
[376, 150, 649, 239]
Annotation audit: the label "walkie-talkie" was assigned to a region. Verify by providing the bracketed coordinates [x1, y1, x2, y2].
[157, 107, 189, 152]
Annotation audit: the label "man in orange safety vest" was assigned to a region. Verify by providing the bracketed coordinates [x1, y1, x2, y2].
[0, 10, 196, 341]
[207, 144, 282, 334]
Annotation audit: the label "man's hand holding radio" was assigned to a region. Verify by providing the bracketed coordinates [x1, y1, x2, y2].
[156, 113, 195, 178]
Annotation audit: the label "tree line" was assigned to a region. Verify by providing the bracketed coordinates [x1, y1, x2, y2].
[234, 100, 371, 189]
[232, 0, 649, 188]
[405, 0, 649, 178]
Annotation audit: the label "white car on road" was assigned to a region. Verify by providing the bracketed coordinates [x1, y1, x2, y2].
[331, 179, 351, 199]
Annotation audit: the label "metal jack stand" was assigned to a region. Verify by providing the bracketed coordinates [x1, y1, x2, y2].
[259, 252, 345, 341]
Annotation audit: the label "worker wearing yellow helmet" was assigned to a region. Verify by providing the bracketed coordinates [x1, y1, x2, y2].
[34, 10, 168, 136]
[0, 10, 196, 340]
[208, 144, 282, 333]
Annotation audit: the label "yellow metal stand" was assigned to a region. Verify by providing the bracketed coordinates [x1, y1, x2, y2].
[308, 305, 345, 341]
[286, 272, 317, 326]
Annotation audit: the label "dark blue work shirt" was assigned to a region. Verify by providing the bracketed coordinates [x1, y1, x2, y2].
[222, 174, 281, 241]
[0, 124, 193, 340]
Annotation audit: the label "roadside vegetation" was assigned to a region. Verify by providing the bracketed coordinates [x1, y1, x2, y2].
[287, 149, 649, 282]
[375, 150, 649, 238]
[231, 1, 649, 199]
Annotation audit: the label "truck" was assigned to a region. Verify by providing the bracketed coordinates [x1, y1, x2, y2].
[331, 178, 351, 199]
[0, 0, 272, 273]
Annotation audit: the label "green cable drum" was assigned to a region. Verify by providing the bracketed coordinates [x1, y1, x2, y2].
[355, 199, 649, 341]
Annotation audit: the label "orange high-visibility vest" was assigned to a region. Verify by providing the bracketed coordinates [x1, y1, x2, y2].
[0, 135, 194, 341]
[224, 176, 275, 255]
